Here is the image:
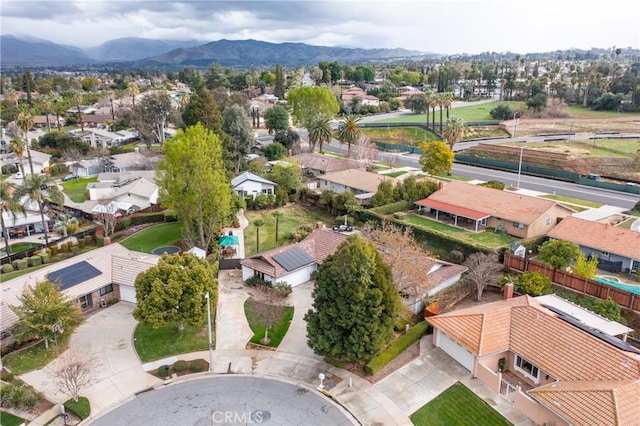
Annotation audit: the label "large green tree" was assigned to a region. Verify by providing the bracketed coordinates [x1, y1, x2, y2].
[305, 235, 401, 362]
[419, 141, 454, 176]
[273, 64, 286, 100]
[538, 239, 581, 270]
[181, 88, 223, 134]
[286, 86, 339, 130]
[263, 105, 289, 134]
[133, 254, 217, 332]
[130, 91, 173, 147]
[10, 280, 83, 349]
[156, 124, 232, 253]
[223, 104, 254, 173]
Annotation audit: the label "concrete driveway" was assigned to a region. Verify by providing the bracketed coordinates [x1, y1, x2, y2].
[20, 302, 160, 415]
[277, 281, 321, 359]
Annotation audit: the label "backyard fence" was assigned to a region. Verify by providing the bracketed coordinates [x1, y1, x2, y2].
[504, 253, 640, 312]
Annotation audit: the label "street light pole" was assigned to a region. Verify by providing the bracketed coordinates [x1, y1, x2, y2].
[204, 292, 213, 371]
[517, 146, 524, 189]
[512, 112, 519, 138]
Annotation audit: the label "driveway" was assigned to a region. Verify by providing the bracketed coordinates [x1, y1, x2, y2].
[277, 281, 321, 359]
[20, 302, 160, 415]
[215, 270, 254, 350]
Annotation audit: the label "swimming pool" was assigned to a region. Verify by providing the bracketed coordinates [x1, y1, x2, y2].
[594, 276, 640, 296]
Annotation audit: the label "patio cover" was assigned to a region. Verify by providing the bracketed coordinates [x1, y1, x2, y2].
[219, 235, 239, 246]
[416, 199, 490, 220]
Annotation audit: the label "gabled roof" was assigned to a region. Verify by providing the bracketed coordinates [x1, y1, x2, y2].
[421, 181, 573, 224]
[321, 169, 393, 193]
[547, 216, 640, 260]
[240, 228, 347, 278]
[231, 171, 276, 188]
[293, 153, 357, 173]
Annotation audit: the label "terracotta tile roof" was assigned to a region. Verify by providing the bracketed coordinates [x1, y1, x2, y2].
[529, 380, 640, 426]
[422, 181, 572, 224]
[293, 153, 357, 173]
[547, 216, 640, 260]
[240, 228, 347, 278]
[321, 169, 393, 193]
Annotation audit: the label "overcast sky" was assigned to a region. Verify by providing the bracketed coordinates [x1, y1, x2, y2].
[1, 0, 639, 54]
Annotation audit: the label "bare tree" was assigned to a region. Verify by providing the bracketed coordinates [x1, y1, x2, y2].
[94, 200, 119, 237]
[350, 134, 378, 169]
[463, 252, 502, 301]
[251, 285, 288, 344]
[53, 355, 97, 402]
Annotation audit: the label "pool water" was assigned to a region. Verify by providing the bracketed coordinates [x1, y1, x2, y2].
[594, 276, 640, 296]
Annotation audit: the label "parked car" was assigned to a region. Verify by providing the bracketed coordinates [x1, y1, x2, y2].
[61, 174, 77, 182]
[332, 224, 353, 232]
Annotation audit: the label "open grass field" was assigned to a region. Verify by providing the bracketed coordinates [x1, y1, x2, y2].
[502, 139, 640, 159]
[244, 299, 294, 348]
[361, 126, 439, 146]
[410, 382, 512, 426]
[243, 204, 334, 257]
[374, 101, 525, 124]
[566, 105, 640, 119]
[398, 213, 516, 248]
[120, 222, 183, 253]
[61, 177, 98, 203]
[133, 321, 209, 362]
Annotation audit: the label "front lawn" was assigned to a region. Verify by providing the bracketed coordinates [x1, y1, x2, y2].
[243, 204, 334, 256]
[539, 194, 603, 208]
[2, 333, 70, 374]
[133, 321, 209, 362]
[64, 396, 90, 419]
[61, 177, 98, 203]
[120, 222, 183, 253]
[398, 213, 516, 248]
[410, 382, 512, 426]
[244, 298, 294, 348]
[0, 411, 27, 426]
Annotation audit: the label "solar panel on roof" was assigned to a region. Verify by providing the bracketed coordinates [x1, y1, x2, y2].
[48, 261, 102, 290]
[272, 247, 314, 272]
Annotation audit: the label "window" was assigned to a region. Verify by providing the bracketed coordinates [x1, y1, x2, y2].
[601, 251, 609, 256]
[79, 294, 92, 309]
[512, 222, 525, 229]
[100, 284, 113, 296]
[262, 188, 273, 195]
[515, 355, 540, 383]
[632, 260, 640, 273]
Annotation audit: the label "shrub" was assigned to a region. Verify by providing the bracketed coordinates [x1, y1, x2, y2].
[77, 238, 85, 249]
[490, 104, 513, 120]
[39, 253, 50, 264]
[29, 256, 42, 267]
[157, 365, 170, 378]
[84, 235, 94, 245]
[245, 276, 271, 287]
[173, 360, 189, 373]
[273, 282, 293, 297]
[12, 259, 28, 270]
[116, 217, 132, 231]
[479, 180, 506, 190]
[0, 380, 42, 409]
[49, 245, 58, 255]
[365, 321, 431, 375]
[1, 371, 15, 382]
[96, 236, 104, 247]
[164, 211, 179, 222]
[517, 271, 552, 296]
[393, 309, 415, 332]
[288, 224, 314, 242]
[1, 264, 14, 273]
[190, 359, 208, 373]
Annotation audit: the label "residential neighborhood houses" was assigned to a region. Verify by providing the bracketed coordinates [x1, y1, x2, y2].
[0, 50, 639, 426]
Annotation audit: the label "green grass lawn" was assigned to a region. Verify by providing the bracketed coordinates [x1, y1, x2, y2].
[566, 105, 639, 119]
[2, 333, 71, 374]
[411, 382, 512, 426]
[539, 194, 603, 208]
[360, 126, 439, 146]
[64, 396, 91, 419]
[375, 102, 525, 124]
[398, 213, 516, 248]
[120, 222, 183, 253]
[0, 263, 49, 282]
[61, 177, 98, 203]
[244, 298, 294, 348]
[618, 217, 637, 230]
[0, 242, 42, 256]
[244, 205, 334, 257]
[133, 321, 209, 362]
[0, 411, 27, 426]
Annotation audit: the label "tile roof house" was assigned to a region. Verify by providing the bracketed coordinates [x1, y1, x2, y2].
[547, 216, 640, 274]
[231, 171, 277, 199]
[340, 87, 380, 107]
[318, 169, 394, 202]
[241, 227, 347, 287]
[427, 295, 640, 426]
[415, 181, 574, 238]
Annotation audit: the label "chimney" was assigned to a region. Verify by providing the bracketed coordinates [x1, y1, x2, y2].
[315, 221, 324, 230]
[503, 282, 514, 300]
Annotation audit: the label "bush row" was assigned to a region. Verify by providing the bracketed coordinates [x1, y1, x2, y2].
[368, 200, 414, 215]
[365, 321, 432, 375]
[157, 359, 208, 378]
[115, 211, 179, 231]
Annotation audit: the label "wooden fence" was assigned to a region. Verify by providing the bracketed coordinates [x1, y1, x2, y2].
[504, 253, 640, 312]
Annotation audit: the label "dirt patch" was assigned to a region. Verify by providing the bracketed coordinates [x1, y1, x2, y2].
[447, 287, 504, 312]
[509, 116, 640, 136]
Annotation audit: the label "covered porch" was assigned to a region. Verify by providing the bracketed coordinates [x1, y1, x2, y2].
[415, 199, 490, 232]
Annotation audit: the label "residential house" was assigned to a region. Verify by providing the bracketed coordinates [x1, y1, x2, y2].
[231, 171, 276, 199]
[0, 243, 160, 337]
[64, 105, 97, 117]
[241, 227, 347, 287]
[415, 181, 573, 239]
[318, 169, 394, 203]
[87, 175, 159, 211]
[1, 150, 52, 175]
[427, 294, 640, 426]
[1, 194, 51, 240]
[32, 115, 66, 128]
[341, 87, 380, 108]
[294, 153, 358, 177]
[546, 216, 640, 274]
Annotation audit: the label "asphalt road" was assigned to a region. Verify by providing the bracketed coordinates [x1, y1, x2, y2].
[91, 376, 353, 426]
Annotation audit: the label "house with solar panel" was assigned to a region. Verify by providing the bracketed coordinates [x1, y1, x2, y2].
[0, 243, 159, 340]
[240, 225, 347, 287]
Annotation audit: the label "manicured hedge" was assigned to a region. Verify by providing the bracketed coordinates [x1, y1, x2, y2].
[28, 256, 42, 267]
[365, 321, 431, 375]
[369, 200, 413, 215]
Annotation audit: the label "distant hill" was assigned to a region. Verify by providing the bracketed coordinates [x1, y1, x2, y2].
[137, 39, 425, 67]
[85, 37, 204, 61]
[0, 35, 92, 67]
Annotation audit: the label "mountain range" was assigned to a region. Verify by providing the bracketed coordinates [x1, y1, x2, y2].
[0, 35, 424, 68]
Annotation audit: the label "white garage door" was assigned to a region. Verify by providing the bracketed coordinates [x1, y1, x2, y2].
[437, 330, 473, 371]
[119, 285, 137, 303]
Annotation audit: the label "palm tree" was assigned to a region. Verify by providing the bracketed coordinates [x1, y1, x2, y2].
[443, 92, 454, 121]
[128, 82, 139, 107]
[308, 116, 333, 154]
[442, 115, 467, 149]
[436, 93, 446, 133]
[15, 109, 35, 175]
[9, 137, 25, 180]
[0, 181, 25, 255]
[254, 219, 265, 253]
[18, 174, 63, 245]
[73, 92, 84, 131]
[41, 95, 52, 132]
[53, 213, 79, 237]
[423, 91, 434, 129]
[337, 114, 362, 156]
[50, 92, 63, 129]
[271, 211, 284, 245]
